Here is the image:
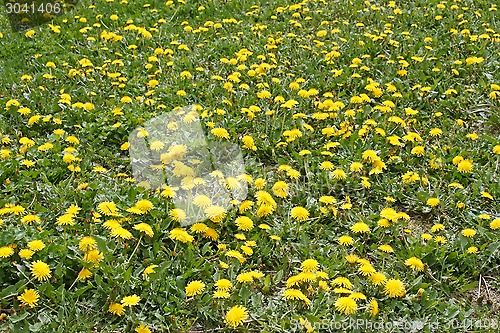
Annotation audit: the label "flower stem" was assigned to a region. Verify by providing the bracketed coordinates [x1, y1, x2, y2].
[125, 235, 142, 265]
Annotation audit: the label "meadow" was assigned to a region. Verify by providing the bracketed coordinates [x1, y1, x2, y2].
[0, 0, 499, 332]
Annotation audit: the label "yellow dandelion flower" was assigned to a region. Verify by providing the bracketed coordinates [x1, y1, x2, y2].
[384, 279, 406, 298]
[462, 228, 476, 237]
[204, 205, 227, 222]
[25, 30, 36, 38]
[190, 223, 208, 234]
[378, 244, 394, 253]
[362, 150, 379, 162]
[481, 191, 494, 200]
[120, 142, 130, 150]
[338, 235, 354, 246]
[350, 162, 363, 172]
[31, 261, 51, 281]
[235, 216, 254, 231]
[239, 200, 254, 213]
[133, 223, 154, 237]
[214, 290, 231, 298]
[368, 272, 387, 285]
[345, 254, 359, 264]
[27, 240, 45, 252]
[351, 221, 370, 233]
[431, 223, 445, 232]
[225, 250, 243, 261]
[110, 227, 133, 240]
[320, 161, 334, 170]
[185, 281, 205, 297]
[349, 292, 367, 301]
[108, 303, 125, 316]
[283, 288, 307, 301]
[18, 249, 34, 259]
[66, 204, 81, 217]
[225, 305, 248, 328]
[20, 214, 41, 225]
[241, 245, 253, 256]
[0, 246, 14, 258]
[215, 279, 233, 291]
[333, 287, 353, 294]
[211, 127, 230, 139]
[426, 197, 440, 207]
[358, 264, 376, 276]
[421, 233, 432, 241]
[272, 181, 289, 198]
[301, 259, 319, 272]
[411, 146, 425, 156]
[97, 202, 119, 216]
[102, 219, 120, 230]
[143, 264, 158, 278]
[368, 299, 379, 317]
[490, 218, 500, 230]
[193, 195, 211, 208]
[56, 214, 75, 226]
[331, 276, 353, 288]
[380, 207, 399, 221]
[404, 257, 425, 271]
[77, 268, 92, 281]
[258, 223, 271, 230]
[135, 199, 153, 213]
[290, 206, 309, 221]
[78, 236, 97, 252]
[255, 190, 276, 207]
[467, 246, 478, 254]
[83, 249, 103, 264]
[270, 235, 281, 241]
[17, 289, 39, 308]
[169, 228, 193, 243]
[169, 208, 186, 223]
[335, 297, 357, 315]
[331, 168, 347, 180]
[236, 272, 255, 283]
[434, 236, 447, 244]
[134, 324, 151, 333]
[241, 135, 257, 150]
[121, 294, 141, 307]
[457, 159, 473, 173]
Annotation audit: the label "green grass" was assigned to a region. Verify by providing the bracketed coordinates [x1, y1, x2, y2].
[0, 0, 499, 332]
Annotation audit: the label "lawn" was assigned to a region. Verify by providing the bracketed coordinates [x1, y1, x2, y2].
[0, 0, 499, 332]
